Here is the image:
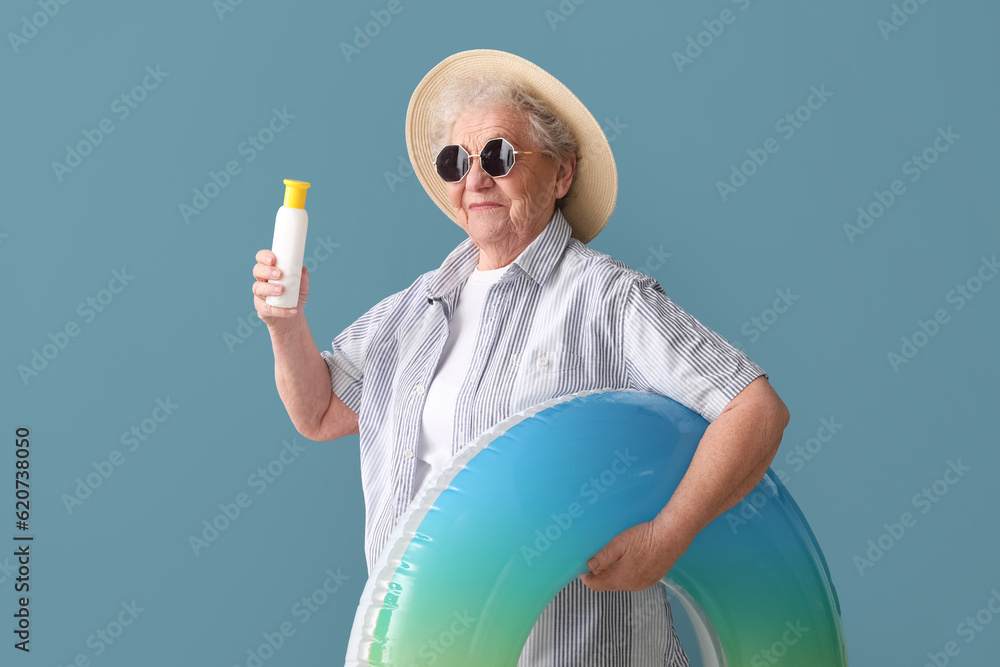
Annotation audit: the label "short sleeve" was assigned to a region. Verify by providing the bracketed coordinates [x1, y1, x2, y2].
[622, 276, 766, 422]
[320, 291, 400, 415]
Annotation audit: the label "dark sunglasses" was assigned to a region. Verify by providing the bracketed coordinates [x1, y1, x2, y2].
[434, 137, 534, 183]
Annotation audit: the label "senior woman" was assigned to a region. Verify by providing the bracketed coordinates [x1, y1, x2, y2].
[252, 50, 788, 666]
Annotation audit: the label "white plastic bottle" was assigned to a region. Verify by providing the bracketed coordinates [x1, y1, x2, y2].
[266, 179, 310, 309]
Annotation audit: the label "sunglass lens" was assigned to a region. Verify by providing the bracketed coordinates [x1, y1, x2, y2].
[436, 145, 468, 182]
[481, 138, 516, 178]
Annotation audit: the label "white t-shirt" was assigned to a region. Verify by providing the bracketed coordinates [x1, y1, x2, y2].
[412, 264, 509, 494]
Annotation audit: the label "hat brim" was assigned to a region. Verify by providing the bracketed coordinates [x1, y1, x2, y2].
[405, 49, 617, 244]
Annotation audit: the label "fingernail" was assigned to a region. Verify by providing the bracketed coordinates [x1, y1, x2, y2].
[587, 559, 597, 570]
[271, 269, 280, 278]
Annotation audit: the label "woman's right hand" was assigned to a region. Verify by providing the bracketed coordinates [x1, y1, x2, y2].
[252, 249, 309, 329]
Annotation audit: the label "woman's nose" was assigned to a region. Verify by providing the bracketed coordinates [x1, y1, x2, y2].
[465, 157, 494, 190]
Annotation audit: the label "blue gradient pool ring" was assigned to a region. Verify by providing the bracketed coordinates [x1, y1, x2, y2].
[345, 390, 848, 666]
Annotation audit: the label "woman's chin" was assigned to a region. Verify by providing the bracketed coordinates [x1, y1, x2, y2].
[466, 210, 510, 236]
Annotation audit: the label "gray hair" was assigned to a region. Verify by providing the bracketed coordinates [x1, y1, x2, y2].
[429, 76, 579, 166]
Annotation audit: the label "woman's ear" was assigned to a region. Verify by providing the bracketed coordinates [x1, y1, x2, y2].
[554, 154, 576, 199]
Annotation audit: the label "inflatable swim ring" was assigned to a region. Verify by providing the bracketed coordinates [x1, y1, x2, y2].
[345, 390, 847, 666]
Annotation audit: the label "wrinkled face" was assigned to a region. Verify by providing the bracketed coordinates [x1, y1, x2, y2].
[445, 107, 573, 245]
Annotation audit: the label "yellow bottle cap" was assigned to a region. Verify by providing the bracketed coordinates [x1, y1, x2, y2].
[282, 179, 310, 209]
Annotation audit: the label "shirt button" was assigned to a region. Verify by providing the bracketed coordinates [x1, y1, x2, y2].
[538, 356, 550, 367]
[415, 385, 426, 395]
[395, 515, 401, 523]
[403, 449, 414, 459]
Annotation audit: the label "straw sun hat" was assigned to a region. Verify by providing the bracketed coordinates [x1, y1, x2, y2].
[405, 49, 617, 244]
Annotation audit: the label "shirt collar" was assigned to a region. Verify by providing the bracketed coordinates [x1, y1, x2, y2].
[426, 207, 572, 299]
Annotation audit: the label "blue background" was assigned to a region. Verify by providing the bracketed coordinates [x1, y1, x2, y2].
[2, 0, 998, 665]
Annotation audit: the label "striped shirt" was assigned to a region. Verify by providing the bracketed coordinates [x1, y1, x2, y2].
[321, 208, 765, 666]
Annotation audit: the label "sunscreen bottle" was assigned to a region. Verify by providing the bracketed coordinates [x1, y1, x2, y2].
[266, 179, 310, 309]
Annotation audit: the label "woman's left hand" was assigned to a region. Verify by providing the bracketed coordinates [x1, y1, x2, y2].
[578, 520, 690, 592]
